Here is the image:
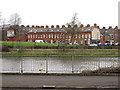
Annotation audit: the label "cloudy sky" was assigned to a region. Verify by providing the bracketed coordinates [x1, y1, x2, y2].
[0, 0, 119, 28]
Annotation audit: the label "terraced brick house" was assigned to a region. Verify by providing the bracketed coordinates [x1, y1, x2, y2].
[100, 26, 120, 44]
[27, 24, 100, 45]
[4, 25, 28, 42]
[2, 24, 119, 46]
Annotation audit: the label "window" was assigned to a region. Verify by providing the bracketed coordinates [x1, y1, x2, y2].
[42, 34, 45, 38]
[57, 34, 59, 38]
[82, 34, 84, 38]
[38, 35, 41, 38]
[51, 34, 53, 38]
[75, 34, 77, 38]
[33, 35, 35, 38]
[49, 34, 50, 38]
[81, 40, 83, 44]
[88, 39, 90, 44]
[111, 35, 114, 40]
[41, 35, 43, 38]
[85, 34, 87, 38]
[87, 34, 89, 38]
[36, 34, 38, 38]
[79, 34, 81, 38]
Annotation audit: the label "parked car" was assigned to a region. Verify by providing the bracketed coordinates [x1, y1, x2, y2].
[89, 43, 98, 46]
[98, 43, 110, 46]
[98, 43, 105, 46]
[74, 43, 79, 45]
[104, 43, 110, 46]
[114, 43, 120, 46]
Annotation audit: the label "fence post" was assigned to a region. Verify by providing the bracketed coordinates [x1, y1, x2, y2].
[98, 56, 101, 74]
[20, 55, 23, 74]
[72, 56, 74, 74]
[46, 56, 48, 73]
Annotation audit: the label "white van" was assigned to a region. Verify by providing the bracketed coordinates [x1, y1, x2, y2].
[35, 40, 44, 43]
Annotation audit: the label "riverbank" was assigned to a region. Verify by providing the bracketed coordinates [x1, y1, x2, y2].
[1, 49, 119, 55]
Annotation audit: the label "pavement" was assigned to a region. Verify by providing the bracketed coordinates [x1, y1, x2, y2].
[1, 74, 120, 89]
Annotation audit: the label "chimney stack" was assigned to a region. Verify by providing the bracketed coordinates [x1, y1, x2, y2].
[103, 27, 106, 29]
[32, 25, 34, 28]
[97, 26, 100, 29]
[35, 26, 39, 28]
[37, 26, 40, 28]
[51, 25, 54, 28]
[16, 25, 19, 27]
[56, 25, 60, 28]
[62, 25, 65, 28]
[74, 25, 77, 27]
[46, 25, 49, 28]
[26, 25, 30, 27]
[21, 25, 25, 27]
[80, 24, 84, 28]
[94, 23, 97, 28]
[68, 25, 71, 28]
[87, 24, 90, 28]
[115, 26, 118, 29]
[41, 26, 44, 28]
[108, 26, 112, 29]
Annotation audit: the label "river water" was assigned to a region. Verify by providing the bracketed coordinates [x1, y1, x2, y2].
[1, 56, 119, 73]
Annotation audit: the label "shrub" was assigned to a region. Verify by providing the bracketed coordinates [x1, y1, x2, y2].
[2, 45, 10, 52]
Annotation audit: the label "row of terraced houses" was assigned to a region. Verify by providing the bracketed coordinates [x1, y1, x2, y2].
[1, 24, 120, 45]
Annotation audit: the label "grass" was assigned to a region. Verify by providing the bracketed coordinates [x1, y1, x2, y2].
[1, 49, 119, 55]
[1, 41, 119, 55]
[0, 41, 59, 46]
[0, 41, 75, 47]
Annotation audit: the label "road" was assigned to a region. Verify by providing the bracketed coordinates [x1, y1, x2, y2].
[1, 74, 119, 89]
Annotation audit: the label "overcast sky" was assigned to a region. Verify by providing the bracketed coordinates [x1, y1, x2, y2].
[0, 0, 119, 28]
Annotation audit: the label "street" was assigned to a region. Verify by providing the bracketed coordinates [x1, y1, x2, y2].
[1, 74, 119, 89]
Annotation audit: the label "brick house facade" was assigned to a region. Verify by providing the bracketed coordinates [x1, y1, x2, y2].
[27, 24, 100, 45]
[2, 24, 119, 45]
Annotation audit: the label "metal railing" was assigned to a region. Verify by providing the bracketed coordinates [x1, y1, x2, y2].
[1, 55, 119, 74]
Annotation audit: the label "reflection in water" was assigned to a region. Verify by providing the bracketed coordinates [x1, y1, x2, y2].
[1, 56, 119, 73]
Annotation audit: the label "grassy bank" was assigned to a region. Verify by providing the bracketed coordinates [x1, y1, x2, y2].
[1, 41, 119, 55]
[0, 41, 59, 46]
[1, 49, 119, 55]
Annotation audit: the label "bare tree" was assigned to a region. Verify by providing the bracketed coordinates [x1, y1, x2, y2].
[8, 13, 21, 25]
[8, 13, 22, 52]
[0, 12, 7, 41]
[0, 12, 2, 24]
[65, 13, 81, 44]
